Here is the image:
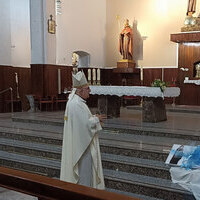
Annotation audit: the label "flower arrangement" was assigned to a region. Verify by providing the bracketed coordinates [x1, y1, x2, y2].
[151, 79, 168, 92]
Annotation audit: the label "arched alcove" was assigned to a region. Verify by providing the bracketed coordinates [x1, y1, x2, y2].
[72, 51, 90, 68]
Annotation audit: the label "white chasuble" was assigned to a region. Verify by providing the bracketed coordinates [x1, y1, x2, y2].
[60, 94, 105, 189]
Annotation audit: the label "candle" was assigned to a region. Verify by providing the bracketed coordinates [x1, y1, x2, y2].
[58, 69, 61, 94]
[93, 68, 96, 81]
[140, 66, 143, 81]
[88, 69, 91, 81]
[97, 68, 100, 81]
[161, 68, 164, 81]
[15, 73, 18, 84]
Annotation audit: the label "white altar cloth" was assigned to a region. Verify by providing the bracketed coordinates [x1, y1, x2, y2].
[184, 79, 200, 85]
[90, 86, 180, 98]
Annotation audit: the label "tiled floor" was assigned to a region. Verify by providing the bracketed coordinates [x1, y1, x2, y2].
[0, 104, 200, 199]
[0, 187, 37, 200]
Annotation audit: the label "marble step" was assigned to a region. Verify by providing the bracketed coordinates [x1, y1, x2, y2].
[0, 138, 170, 180]
[1, 126, 197, 162]
[0, 151, 194, 200]
[0, 129, 169, 162]
[0, 138, 61, 160]
[103, 124, 200, 141]
[1, 125, 198, 159]
[0, 150, 60, 177]
[107, 188, 163, 200]
[12, 115, 64, 127]
[11, 114, 200, 141]
[104, 169, 195, 200]
[102, 153, 170, 180]
[0, 125, 62, 145]
[127, 104, 200, 114]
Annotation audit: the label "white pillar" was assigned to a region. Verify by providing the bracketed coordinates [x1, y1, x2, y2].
[30, 0, 56, 64]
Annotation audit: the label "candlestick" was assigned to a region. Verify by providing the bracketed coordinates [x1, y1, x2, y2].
[161, 68, 164, 81]
[58, 69, 61, 94]
[97, 68, 100, 80]
[15, 73, 18, 84]
[97, 68, 101, 85]
[92, 68, 96, 85]
[140, 65, 143, 81]
[88, 69, 91, 81]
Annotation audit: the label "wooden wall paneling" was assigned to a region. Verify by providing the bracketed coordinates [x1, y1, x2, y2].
[17, 67, 31, 111]
[31, 64, 44, 97]
[0, 67, 4, 112]
[177, 44, 200, 105]
[171, 32, 200, 43]
[60, 66, 72, 91]
[3, 66, 17, 100]
[44, 65, 58, 96]
[2, 66, 24, 112]
[126, 73, 140, 86]
[100, 69, 115, 85]
[182, 84, 199, 105]
[31, 64, 73, 98]
[192, 45, 200, 77]
[163, 68, 178, 85]
[143, 69, 162, 86]
[110, 70, 122, 86]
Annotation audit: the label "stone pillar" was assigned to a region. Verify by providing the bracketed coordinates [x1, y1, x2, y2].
[142, 97, 167, 123]
[98, 95, 120, 118]
[30, 0, 56, 64]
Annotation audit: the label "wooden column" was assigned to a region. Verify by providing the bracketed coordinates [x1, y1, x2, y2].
[170, 32, 200, 105]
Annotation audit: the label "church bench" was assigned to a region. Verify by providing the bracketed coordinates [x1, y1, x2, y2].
[0, 166, 139, 200]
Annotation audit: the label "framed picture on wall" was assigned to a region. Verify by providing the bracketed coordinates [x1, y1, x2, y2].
[48, 15, 56, 34]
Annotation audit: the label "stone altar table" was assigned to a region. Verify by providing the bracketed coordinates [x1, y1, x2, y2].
[90, 86, 180, 121]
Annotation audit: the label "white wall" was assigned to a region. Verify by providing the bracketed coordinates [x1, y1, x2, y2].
[106, 0, 200, 68]
[0, 0, 30, 67]
[56, 0, 106, 67]
[1, 0, 199, 68]
[10, 0, 30, 67]
[0, 0, 11, 65]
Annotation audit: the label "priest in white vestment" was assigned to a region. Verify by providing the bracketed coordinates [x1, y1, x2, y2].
[60, 71, 105, 189]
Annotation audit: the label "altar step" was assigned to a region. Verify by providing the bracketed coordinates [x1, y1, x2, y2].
[0, 114, 196, 200]
[127, 104, 200, 114]
[11, 112, 200, 142]
[0, 149, 193, 200]
[103, 122, 200, 141]
[0, 137, 170, 180]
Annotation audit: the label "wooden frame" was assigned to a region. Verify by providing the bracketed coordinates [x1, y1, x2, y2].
[48, 15, 56, 34]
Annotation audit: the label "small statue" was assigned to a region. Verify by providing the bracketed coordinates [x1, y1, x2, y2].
[72, 53, 79, 74]
[72, 53, 79, 67]
[195, 63, 200, 78]
[119, 19, 133, 60]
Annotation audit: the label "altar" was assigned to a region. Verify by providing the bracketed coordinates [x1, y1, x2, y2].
[90, 86, 180, 122]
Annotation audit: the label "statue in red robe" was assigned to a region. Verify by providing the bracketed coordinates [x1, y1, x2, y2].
[119, 19, 133, 60]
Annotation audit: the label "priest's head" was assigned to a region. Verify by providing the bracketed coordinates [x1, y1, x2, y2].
[72, 71, 90, 100]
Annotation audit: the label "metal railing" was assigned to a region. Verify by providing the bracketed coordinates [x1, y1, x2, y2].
[0, 87, 13, 113]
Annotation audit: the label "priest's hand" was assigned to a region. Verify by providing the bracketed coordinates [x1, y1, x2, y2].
[96, 114, 107, 125]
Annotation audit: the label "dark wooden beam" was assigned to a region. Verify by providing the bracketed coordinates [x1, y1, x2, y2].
[0, 166, 139, 200]
[171, 32, 200, 43]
